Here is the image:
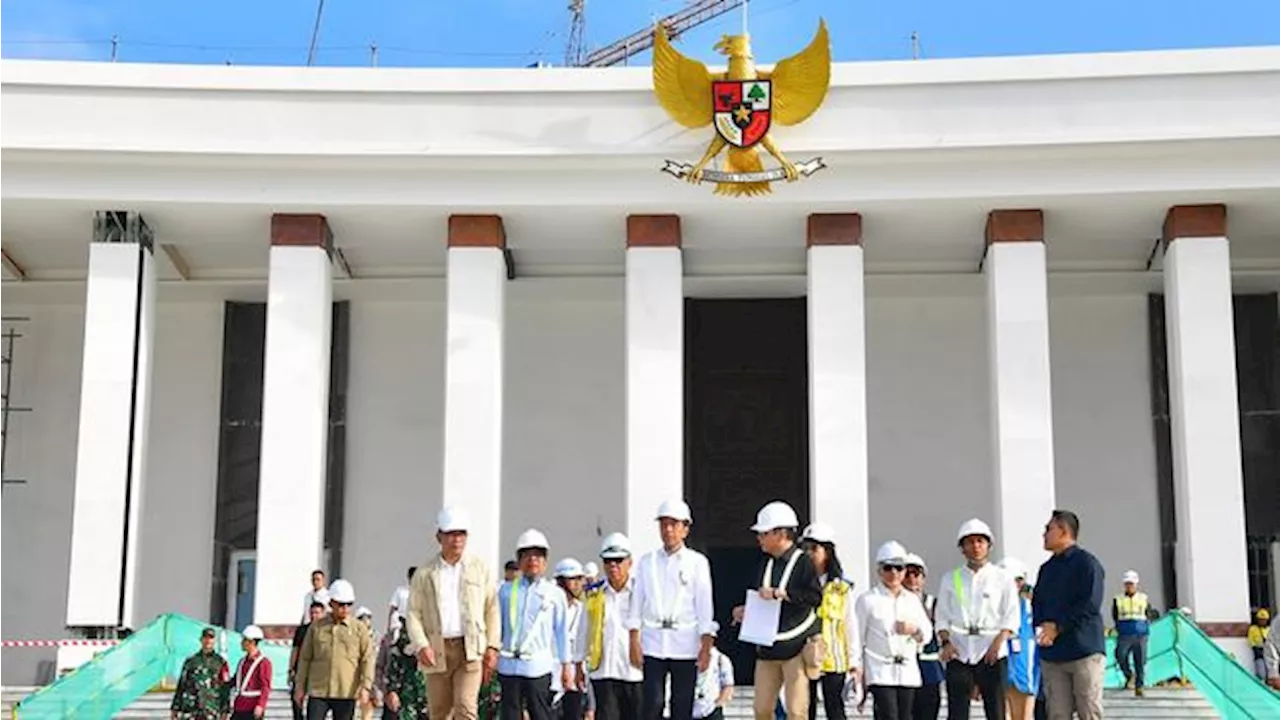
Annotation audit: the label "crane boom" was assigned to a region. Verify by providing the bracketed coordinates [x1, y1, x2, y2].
[578, 0, 747, 68]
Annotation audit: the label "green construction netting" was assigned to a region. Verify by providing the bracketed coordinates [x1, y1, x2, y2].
[15, 614, 291, 719]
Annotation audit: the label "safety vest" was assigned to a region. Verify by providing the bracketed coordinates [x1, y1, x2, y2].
[585, 587, 606, 671]
[818, 579, 852, 673]
[1114, 592, 1150, 637]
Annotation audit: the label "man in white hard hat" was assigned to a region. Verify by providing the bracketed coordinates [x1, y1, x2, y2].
[387, 567, 416, 635]
[406, 506, 501, 720]
[934, 519, 1019, 720]
[231, 625, 273, 720]
[853, 541, 931, 720]
[730, 501, 823, 720]
[1110, 569, 1155, 697]
[498, 528, 574, 720]
[295, 579, 376, 719]
[585, 532, 643, 720]
[627, 499, 715, 720]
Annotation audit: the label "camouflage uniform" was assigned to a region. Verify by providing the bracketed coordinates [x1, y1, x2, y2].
[383, 631, 429, 719]
[478, 676, 501, 720]
[171, 648, 231, 719]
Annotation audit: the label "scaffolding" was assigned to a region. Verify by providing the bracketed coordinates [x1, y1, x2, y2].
[1, 316, 32, 489]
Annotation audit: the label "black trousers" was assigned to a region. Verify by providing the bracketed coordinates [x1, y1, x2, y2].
[806, 672, 846, 720]
[911, 682, 941, 720]
[292, 689, 306, 720]
[307, 697, 357, 720]
[944, 659, 1006, 720]
[698, 709, 724, 720]
[593, 679, 643, 720]
[1116, 635, 1148, 688]
[501, 673, 555, 720]
[561, 690, 586, 720]
[868, 686, 914, 720]
[231, 712, 257, 720]
[642, 657, 697, 720]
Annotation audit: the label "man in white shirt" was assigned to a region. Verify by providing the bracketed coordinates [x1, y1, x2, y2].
[934, 518, 1019, 720]
[302, 569, 327, 623]
[853, 541, 931, 720]
[586, 533, 644, 720]
[627, 499, 716, 720]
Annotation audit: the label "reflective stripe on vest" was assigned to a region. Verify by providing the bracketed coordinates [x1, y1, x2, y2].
[585, 589, 606, 672]
[645, 552, 694, 629]
[764, 550, 816, 642]
[1115, 593, 1149, 621]
[950, 567, 999, 635]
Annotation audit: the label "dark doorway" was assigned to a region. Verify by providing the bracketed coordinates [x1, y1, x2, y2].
[684, 298, 810, 685]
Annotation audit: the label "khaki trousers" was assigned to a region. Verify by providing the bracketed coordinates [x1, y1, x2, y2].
[752, 655, 809, 720]
[1041, 654, 1104, 720]
[426, 638, 484, 720]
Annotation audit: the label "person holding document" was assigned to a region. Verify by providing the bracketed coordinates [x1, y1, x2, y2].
[731, 502, 823, 720]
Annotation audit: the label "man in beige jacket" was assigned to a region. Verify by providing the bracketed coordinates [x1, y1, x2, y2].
[407, 506, 501, 720]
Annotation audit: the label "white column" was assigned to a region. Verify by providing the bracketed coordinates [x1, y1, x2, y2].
[441, 243, 507, 571]
[807, 235, 870, 593]
[1163, 207, 1248, 623]
[254, 219, 333, 626]
[66, 213, 156, 629]
[625, 220, 683, 556]
[984, 212, 1056, 570]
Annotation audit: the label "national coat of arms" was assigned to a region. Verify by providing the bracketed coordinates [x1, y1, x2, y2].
[653, 19, 831, 197]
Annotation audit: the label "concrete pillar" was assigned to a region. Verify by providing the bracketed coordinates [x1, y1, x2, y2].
[65, 211, 157, 630]
[254, 215, 334, 626]
[984, 210, 1056, 569]
[1162, 204, 1249, 625]
[625, 215, 684, 556]
[441, 215, 508, 570]
[805, 214, 870, 592]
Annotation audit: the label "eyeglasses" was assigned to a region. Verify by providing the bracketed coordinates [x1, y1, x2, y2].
[905, 567, 923, 576]
[880, 564, 906, 573]
[602, 558, 626, 565]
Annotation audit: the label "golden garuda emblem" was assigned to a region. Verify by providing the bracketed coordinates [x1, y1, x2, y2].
[653, 19, 831, 197]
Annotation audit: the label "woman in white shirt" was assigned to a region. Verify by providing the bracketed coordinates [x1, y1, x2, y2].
[555, 559, 590, 720]
[854, 541, 932, 720]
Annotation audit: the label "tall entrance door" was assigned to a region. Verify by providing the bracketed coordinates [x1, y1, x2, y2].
[684, 298, 810, 686]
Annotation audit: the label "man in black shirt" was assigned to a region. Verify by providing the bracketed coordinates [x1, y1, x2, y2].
[290, 597, 328, 720]
[733, 502, 823, 720]
[1032, 510, 1105, 720]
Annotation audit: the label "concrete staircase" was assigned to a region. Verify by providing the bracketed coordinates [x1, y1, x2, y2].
[2, 684, 1222, 719]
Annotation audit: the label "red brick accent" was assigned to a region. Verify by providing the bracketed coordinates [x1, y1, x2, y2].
[448, 215, 507, 248]
[806, 214, 863, 247]
[271, 214, 333, 251]
[626, 215, 682, 248]
[1163, 204, 1228, 244]
[986, 209, 1044, 244]
[256, 624, 301, 641]
[1198, 621, 1249, 638]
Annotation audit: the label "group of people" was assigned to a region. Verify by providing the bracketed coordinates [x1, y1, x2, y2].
[172, 499, 1150, 720]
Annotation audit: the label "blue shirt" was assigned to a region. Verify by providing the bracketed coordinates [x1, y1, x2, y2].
[497, 576, 570, 678]
[1031, 545, 1106, 662]
[1008, 593, 1041, 694]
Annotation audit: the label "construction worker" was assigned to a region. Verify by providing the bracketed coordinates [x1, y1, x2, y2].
[231, 625, 272, 720]
[934, 519, 1019, 720]
[1111, 570, 1156, 696]
[585, 532, 643, 720]
[853, 541, 930, 720]
[584, 562, 605, 593]
[497, 528, 573, 720]
[799, 522, 859, 720]
[171, 627, 230, 720]
[1248, 609, 1271, 680]
[553, 558, 590, 720]
[1001, 559, 1040, 720]
[627, 499, 716, 720]
[902, 553, 942, 720]
[295, 578, 376, 720]
[730, 502, 823, 720]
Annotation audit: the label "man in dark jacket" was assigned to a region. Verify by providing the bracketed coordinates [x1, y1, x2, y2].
[732, 502, 823, 720]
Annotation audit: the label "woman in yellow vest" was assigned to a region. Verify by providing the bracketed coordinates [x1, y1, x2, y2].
[1248, 608, 1271, 681]
[800, 523, 859, 720]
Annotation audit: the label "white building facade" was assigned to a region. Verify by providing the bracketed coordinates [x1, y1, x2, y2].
[2, 48, 1279, 683]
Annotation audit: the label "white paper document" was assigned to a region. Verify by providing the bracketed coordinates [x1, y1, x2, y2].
[738, 590, 782, 646]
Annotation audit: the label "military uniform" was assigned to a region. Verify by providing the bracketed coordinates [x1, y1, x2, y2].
[172, 648, 231, 719]
[383, 630, 429, 720]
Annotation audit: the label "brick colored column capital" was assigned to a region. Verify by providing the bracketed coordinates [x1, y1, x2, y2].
[448, 215, 507, 248]
[1163, 204, 1227, 244]
[271, 214, 333, 252]
[807, 213, 862, 247]
[626, 215, 682, 248]
[985, 209, 1044, 244]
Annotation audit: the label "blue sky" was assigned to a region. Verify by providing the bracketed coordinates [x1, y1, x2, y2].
[2, 0, 1277, 68]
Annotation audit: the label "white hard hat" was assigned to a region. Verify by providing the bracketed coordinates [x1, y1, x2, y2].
[515, 528, 550, 552]
[310, 590, 331, 607]
[554, 558, 585, 578]
[391, 586, 410, 612]
[600, 532, 633, 559]
[655, 499, 693, 523]
[875, 541, 908, 566]
[1002, 557, 1027, 580]
[802, 522, 835, 544]
[751, 501, 800, 533]
[1123, 570, 1140, 584]
[356, 606, 373, 619]
[583, 562, 600, 578]
[242, 625, 264, 641]
[436, 506, 470, 533]
[328, 579, 356, 605]
[956, 518, 994, 544]
[904, 553, 927, 574]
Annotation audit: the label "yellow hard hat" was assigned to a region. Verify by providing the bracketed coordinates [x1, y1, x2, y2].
[1258, 609, 1271, 621]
